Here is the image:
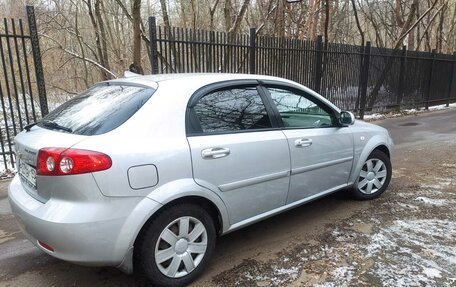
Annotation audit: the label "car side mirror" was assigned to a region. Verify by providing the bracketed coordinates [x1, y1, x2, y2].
[339, 111, 355, 126]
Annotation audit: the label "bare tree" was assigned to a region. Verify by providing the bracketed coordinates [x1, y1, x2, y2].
[367, 0, 438, 109]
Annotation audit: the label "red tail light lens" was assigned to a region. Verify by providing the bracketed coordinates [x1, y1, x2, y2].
[37, 148, 112, 176]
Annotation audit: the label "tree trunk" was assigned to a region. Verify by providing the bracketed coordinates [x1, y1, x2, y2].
[131, 0, 143, 74]
[351, 0, 365, 46]
[160, 0, 171, 28]
[86, 0, 111, 80]
[307, 0, 319, 41]
[436, 2, 446, 53]
[95, 0, 111, 74]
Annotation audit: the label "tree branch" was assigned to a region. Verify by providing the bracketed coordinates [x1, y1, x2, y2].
[40, 33, 117, 78]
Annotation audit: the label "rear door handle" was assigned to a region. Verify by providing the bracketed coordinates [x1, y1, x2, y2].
[295, 138, 312, 147]
[201, 147, 230, 159]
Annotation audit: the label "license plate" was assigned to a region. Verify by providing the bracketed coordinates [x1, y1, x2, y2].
[18, 160, 37, 189]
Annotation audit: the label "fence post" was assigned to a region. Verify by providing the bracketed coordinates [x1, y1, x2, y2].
[249, 28, 256, 74]
[359, 41, 371, 119]
[446, 51, 456, 107]
[26, 6, 48, 117]
[355, 43, 364, 115]
[395, 45, 407, 111]
[148, 16, 159, 74]
[314, 35, 323, 93]
[425, 49, 436, 110]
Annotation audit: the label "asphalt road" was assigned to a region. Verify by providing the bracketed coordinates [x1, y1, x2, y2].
[376, 109, 456, 147]
[0, 109, 454, 287]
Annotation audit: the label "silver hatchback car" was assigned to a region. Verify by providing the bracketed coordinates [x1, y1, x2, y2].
[9, 74, 393, 286]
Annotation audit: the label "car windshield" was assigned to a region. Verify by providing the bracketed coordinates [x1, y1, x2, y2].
[38, 83, 155, 135]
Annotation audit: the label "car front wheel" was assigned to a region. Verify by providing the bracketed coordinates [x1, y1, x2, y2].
[353, 150, 392, 200]
[134, 203, 216, 287]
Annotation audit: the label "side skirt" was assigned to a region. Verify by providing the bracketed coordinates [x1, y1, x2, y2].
[223, 183, 348, 235]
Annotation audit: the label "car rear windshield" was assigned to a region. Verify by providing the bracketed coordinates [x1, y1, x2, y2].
[38, 83, 155, 135]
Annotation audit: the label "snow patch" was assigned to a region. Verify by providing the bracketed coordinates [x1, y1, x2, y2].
[365, 219, 456, 286]
[414, 196, 448, 206]
[363, 102, 456, 122]
[395, 202, 419, 210]
[441, 163, 456, 168]
[422, 267, 442, 278]
[243, 265, 300, 286]
[314, 266, 355, 287]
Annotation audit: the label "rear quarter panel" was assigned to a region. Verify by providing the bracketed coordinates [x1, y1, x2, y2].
[72, 82, 193, 198]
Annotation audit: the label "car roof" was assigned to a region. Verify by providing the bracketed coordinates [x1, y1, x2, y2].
[106, 73, 295, 88]
[106, 73, 341, 113]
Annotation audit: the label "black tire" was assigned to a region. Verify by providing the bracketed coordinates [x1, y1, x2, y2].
[352, 150, 392, 200]
[134, 203, 216, 287]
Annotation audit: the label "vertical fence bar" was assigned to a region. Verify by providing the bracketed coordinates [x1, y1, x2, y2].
[0, 48, 15, 168]
[19, 19, 37, 122]
[395, 45, 407, 111]
[12, 19, 30, 125]
[359, 41, 371, 119]
[4, 19, 24, 131]
[195, 28, 199, 72]
[0, 80, 12, 170]
[249, 27, 256, 74]
[162, 27, 168, 73]
[447, 51, 456, 107]
[425, 49, 436, 110]
[166, 27, 172, 72]
[185, 28, 190, 72]
[158, 27, 164, 72]
[26, 6, 48, 116]
[0, 22, 18, 138]
[4, 18, 23, 130]
[148, 17, 158, 74]
[314, 35, 323, 93]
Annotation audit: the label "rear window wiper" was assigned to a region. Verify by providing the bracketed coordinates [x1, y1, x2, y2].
[41, 120, 73, 133]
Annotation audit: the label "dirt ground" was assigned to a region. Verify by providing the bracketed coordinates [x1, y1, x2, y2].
[0, 110, 455, 287]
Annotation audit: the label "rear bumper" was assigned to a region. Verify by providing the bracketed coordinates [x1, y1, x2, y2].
[8, 175, 161, 268]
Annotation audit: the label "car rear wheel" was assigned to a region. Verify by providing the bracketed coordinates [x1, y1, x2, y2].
[134, 203, 216, 287]
[353, 150, 391, 200]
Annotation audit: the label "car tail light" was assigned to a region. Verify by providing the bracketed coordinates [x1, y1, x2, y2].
[37, 148, 112, 176]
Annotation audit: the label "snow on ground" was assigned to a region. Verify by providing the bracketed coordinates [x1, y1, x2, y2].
[240, 262, 300, 286]
[314, 266, 355, 287]
[365, 219, 456, 287]
[414, 196, 455, 206]
[363, 102, 456, 121]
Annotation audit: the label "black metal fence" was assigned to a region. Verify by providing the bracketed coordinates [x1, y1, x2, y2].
[148, 17, 456, 119]
[0, 6, 48, 172]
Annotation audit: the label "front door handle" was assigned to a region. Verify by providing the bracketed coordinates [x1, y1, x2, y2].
[295, 138, 313, 147]
[201, 147, 230, 159]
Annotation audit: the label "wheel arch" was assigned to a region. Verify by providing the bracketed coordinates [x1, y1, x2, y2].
[148, 195, 224, 235]
[349, 135, 392, 185]
[116, 179, 229, 274]
[374, 144, 390, 158]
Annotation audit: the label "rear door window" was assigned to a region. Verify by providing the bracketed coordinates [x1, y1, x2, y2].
[189, 87, 272, 134]
[38, 84, 155, 135]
